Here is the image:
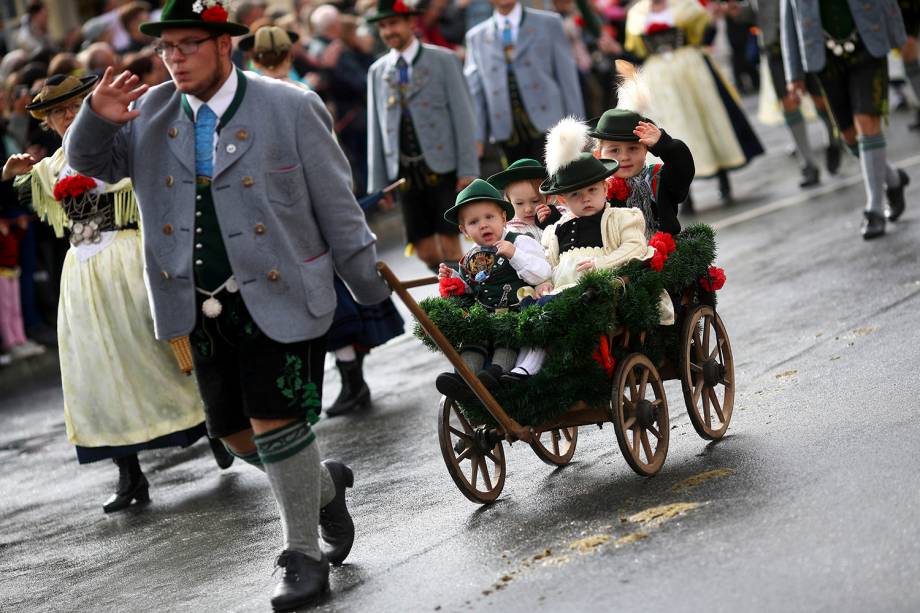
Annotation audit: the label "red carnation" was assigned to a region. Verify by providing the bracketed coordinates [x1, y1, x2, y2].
[649, 231, 676, 255]
[53, 175, 97, 201]
[201, 6, 228, 23]
[392, 0, 410, 13]
[592, 335, 616, 378]
[646, 22, 672, 35]
[649, 250, 666, 272]
[606, 176, 629, 202]
[439, 277, 466, 298]
[700, 266, 726, 292]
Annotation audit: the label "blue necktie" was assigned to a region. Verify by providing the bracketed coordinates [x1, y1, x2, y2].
[195, 104, 217, 178]
[396, 56, 409, 86]
[502, 19, 514, 64]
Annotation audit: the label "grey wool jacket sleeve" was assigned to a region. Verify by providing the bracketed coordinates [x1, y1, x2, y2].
[64, 96, 133, 184]
[297, 92, 390, 306]
[779, 0, 805, 84]
[443, 52, 480, 179]
[365, 64, 390, 194]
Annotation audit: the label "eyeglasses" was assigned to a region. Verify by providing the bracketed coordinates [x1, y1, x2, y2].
[48, 101, 83, 119]
[154, 35, 219, 59]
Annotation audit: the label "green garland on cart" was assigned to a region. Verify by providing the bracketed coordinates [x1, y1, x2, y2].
[413, 223, 719, 427]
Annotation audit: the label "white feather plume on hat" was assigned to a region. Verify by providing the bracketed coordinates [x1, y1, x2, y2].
[614, 59, 652, 117]
[544, 116, 591, 176]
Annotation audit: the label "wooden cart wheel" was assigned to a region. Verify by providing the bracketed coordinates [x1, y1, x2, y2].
[438, 397, 506, 504]
[612, 353, 670, 477]
[530, 426, 578, 466]
[680, 305, 735, 440]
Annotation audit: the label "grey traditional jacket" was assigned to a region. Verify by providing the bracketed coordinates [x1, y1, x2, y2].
[65, 71, 389, 343]
[366, 42, 479, 194]
[781, 0, 907, 81]
[464, 7, 585, 145]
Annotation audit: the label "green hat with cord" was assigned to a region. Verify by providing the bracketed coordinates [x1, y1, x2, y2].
[444, 179, 516, 225]
[587, 109, 654, 142]
[539, 153, 619, 196]
[139, 0, 250, 37]
[367, 0, 423, 23]
[487, 158, 548, 191]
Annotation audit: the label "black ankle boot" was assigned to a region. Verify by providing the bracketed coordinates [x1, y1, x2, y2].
[320, 460, 355, 566]
[103, 454, 149, 513]
[208, 437, 235, 470]
[717, 170, 733, 205]
[326, 355, 371, 417]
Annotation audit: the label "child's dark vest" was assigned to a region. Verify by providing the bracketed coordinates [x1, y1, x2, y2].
[460, 232, 528, 311]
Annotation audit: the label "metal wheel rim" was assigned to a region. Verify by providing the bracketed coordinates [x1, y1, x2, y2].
[680, 306, 735, 440]
[612, 353, 670, 476]
[437, 397, 506, 504]
[530, 426, 578, 466]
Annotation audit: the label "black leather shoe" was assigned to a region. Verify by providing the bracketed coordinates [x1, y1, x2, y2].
[499, 369, 531, 386]
[320, 460, 354, 566]
[103, 455, 149, 513]
[717, 170, 733, 205]
[208, 437, 234, 470]
[435, 372, 475, 401]
[477, 365, 503, 394]
[270, 551, 329, 612]
[826, 143, 841, 175]
[861, 211, 886, 240]
[799, 165, 820, 188]
[886, 169, 910, 222]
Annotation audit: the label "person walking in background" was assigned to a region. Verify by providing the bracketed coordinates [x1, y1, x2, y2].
[754, 0, 840, 187]
[464, 0, 585, 165]
[66, 2, 391, 608]
[367, 0, 479, 272]
[0, 211, 44, 364]
[781, 0, 910, 239]
[2, 74, 231, 514]
[625, 0, 764, 207]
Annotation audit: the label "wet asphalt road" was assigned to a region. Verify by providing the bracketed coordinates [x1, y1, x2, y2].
[3, 106, 920, 613]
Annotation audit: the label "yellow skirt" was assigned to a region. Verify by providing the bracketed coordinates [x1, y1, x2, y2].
[58, 230, 205, 447]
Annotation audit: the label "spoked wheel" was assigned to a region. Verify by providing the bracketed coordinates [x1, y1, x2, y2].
[530, 427, 578, 466]
[680, 305, 735, 440]
[438, 397, 506, 504]
[612, 353, 670, 477]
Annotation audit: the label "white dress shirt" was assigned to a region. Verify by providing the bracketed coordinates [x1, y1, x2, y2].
[387, 36, 421, 80]
[186, 67, 238, 150]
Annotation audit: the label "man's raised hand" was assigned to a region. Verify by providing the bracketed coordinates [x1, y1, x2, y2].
[90, 67, 149, 124]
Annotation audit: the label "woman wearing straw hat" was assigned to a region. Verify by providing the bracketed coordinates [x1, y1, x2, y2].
[1, 74, 232, 514]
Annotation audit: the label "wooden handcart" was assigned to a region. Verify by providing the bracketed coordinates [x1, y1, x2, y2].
[378, 262, 736, 504]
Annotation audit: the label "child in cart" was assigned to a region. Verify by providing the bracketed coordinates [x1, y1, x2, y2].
[591, 61, 695, 238]
[487, 159, 566, 242]
[498, 117, 675, 386]
[435, 179, 551, 400]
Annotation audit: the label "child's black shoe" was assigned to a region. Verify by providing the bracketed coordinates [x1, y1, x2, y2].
[477, 365, 503, 394]
[500, 369, 531, 387]
[436, 372, 476, 401]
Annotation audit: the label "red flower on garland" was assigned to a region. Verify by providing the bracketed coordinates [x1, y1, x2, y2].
[439, 277, 466, 297]
[647, 231, 675, 271]
[606, 176, 629, 203]
[700, 266, 726, 292]
[201, 6, 228, 22]
[392, 0, 410, 14]
[53, 175, 97, 201]
[592, 335, 616, 378]
[646, 22, 672, 35]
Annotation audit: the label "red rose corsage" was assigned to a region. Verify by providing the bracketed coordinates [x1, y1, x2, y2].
[439, 277, 466, 297]
[606, 176, 630, 203]
[53, 175, 97, 201]
[699, 266, 726, 292]
[201, 6, 228, 22]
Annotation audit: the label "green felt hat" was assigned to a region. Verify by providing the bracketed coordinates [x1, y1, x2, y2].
[540, 153, 619, 196]
[588, 109, 653, 142]
[139, 0, 250, 37]
[444, 179, 516, 225]
[487, 158, 548, 191]
[366, 0, 422, 23]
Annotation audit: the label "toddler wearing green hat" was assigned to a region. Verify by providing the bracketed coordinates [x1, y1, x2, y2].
[487, 158, 564, 242]
[435, 179, 551, 400]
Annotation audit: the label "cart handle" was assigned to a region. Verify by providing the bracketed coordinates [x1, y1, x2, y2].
[376, 261, 532, 443]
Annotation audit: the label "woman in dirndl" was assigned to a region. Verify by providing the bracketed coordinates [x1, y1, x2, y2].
[1, 74, 232, 514]
[624, 0, 764, 207]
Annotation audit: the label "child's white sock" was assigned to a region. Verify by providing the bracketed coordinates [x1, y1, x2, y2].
[511, 347, 546, 377]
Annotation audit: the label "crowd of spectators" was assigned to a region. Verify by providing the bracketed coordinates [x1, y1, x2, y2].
[0, 0, 762, 366]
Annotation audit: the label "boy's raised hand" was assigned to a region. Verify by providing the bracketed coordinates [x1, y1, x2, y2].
[437, 263, 453, 279]
[494, 240, 516, 259]
[535, 203, 552, 223]
[634, 121, 661, 148]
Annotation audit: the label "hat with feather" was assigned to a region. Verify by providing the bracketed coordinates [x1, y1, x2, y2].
[588, 60, 655, 142]
[540, 116, 618, 195]
[367, 0, 422, 23]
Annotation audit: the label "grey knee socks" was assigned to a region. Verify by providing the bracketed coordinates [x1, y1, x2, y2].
[857, 134, 888, 215]
[255, 421, 323, 560]
[225, 440, 336, 506]
[459, 346, 487, 373]
[784, 109, 817, 169]
[491, 346, 518, 372]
